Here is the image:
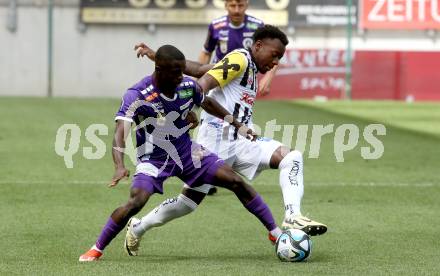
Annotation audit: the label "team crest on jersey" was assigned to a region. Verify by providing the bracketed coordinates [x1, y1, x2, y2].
[178, 89, 193, 99]
[242, 38, 253, 49]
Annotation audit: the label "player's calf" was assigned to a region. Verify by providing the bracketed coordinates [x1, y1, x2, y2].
[212, 164, 282, 240]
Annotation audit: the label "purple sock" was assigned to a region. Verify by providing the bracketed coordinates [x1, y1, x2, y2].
[95, 217, 125, 251]
[244, 194, 277, 231]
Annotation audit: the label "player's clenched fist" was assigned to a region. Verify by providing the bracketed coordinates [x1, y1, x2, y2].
[186, 111, 199, 130]
[109, 167, 130, 187]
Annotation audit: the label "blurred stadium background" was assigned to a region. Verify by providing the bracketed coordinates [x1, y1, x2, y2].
[1, 0, 440, 274]
[2, 0, 440, 99]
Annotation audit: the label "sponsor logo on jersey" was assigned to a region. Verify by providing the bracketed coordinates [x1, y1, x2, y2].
[207, 121, 223, 128]
[219, 30, 229, 36]
[246, 22, 259, 30]
[243, 32, 254, 37]
[240, 92, 255, 105]
[145, 92, 158, 102]
[213, 22, 227, 30]
[178, 89, 193, 99]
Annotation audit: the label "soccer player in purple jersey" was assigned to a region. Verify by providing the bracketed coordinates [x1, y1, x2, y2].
[79, 45, 282, 262]
[199, 0, 263, 64]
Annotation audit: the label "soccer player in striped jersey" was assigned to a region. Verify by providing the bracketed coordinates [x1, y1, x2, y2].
[127, 26, 327, 256]
[201, 0, 277, 195]
[200, 0, 276, 94]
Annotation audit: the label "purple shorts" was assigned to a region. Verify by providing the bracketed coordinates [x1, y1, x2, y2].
[132, 142, 224, 194]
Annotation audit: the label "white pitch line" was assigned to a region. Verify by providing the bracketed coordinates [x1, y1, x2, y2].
[0, 180, 436, 187]
[0, 180, 108, 185]
[305, 182, 436, 187]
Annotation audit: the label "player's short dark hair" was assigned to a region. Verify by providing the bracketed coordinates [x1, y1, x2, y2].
[252, 25, 289, 46]
[156, 45, 185, 62]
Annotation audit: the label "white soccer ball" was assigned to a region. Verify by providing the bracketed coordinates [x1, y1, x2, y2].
[275, 229, 312, 262]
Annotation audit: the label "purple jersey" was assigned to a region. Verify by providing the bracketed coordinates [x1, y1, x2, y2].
[115, 75, 204, 161]
[203, 14, 264, 63]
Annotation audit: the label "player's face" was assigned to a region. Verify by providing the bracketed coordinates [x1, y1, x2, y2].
[155, 59, 185, 91]
[253, 38, 285, 74]
[225, 0, 248, 26]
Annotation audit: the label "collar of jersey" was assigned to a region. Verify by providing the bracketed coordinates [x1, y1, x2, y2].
[159, 92, 177, 101]
[151, 76, 178, 101]
[227, 14, 246, 29]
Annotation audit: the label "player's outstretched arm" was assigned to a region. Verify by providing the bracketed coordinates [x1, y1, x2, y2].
[134, 42, 213, 78]
[134, 42, 156, 61]
[184, 61, 214, 78]
[110, 120, 130, 187]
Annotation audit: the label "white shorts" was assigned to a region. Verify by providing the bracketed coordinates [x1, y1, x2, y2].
[183, 122, 283, 194]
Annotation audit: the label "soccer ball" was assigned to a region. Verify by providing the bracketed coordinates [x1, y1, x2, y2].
[275, 229, 312, 262]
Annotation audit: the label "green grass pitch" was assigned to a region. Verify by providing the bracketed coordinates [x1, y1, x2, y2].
[0, 98, 439, 275]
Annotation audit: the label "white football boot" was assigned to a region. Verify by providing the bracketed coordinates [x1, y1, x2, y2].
[124, 217, 142, 256]
[281, 215, 327, 236]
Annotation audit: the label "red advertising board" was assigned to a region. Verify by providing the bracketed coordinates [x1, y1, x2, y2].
[265, 48, 440, 101]
[359, 0, 440, 30]
[268, 49, 348, 99]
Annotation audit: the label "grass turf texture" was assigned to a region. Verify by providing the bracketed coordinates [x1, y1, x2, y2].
[0, 98, 439, 275]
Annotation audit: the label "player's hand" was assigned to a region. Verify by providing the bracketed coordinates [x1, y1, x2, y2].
[134, 42, 156, 61]
[109, 167, 130, 187]
[238, 125, 258, 141]
[258, 78, 271, 96]
[186, 111, 199, 130]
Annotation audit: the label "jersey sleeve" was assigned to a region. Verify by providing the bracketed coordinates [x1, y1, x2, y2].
[206, 51, 247, 88]
[115, 89, 139, 122]
[203, 24, 217, 53]
[193, 82, 205, 107]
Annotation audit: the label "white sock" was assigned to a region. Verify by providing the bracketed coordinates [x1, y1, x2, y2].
[279, 150, 304, 218]
[270, 227, 283, 239]
[92, 245, 102, 253]
[132, 194, 198, 237]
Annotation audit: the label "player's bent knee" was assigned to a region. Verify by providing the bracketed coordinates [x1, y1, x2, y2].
[291, 149, 303, 159]
[226, 174, 247, 192]
[278, 149, 303, 170]
[125, 197, 147, 216]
